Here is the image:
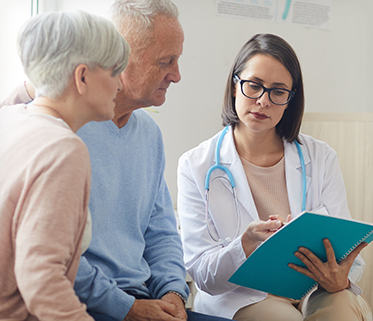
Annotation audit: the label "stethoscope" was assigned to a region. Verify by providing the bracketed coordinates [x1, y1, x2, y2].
[204, 125, 306, 244]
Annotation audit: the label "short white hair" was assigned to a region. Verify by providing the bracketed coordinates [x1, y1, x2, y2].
[110, 0, 178, 46]
[18, 10, 130, 99]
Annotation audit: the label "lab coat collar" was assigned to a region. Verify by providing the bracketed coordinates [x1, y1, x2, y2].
[212, 126, 312, 220]
[284, 137, 312, 216]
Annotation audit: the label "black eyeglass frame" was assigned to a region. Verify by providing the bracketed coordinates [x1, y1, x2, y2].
[234, 75, 295, 106]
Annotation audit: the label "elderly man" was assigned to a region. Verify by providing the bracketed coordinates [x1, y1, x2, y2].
[1, 1, 231, 321]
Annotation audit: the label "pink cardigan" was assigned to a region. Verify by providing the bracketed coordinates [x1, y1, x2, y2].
[0, 104, 93, 320]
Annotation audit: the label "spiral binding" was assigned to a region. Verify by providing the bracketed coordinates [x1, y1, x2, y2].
[339, 230, 373, 262]
[301, 282, 318, 300]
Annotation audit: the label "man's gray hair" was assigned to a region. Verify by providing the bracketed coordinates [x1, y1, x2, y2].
[110, 0, 178, 46]
[18, 10, 130, 99]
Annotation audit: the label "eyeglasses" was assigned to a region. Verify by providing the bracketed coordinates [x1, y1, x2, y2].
[234, 75, 295, 105]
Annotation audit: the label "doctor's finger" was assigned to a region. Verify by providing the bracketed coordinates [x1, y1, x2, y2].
[288, 260, 317, 281]
[264, 218, 282, 230]
[322, 239, 338, 264]
[297, 246, 328, 269]
[269, 214, 283, 221]
[292, 250, 334, 284]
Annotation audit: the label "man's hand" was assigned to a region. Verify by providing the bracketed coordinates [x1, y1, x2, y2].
[289, 239, 368, 293]
[161, 292, 187, 321]
[124, 298, 186, 321]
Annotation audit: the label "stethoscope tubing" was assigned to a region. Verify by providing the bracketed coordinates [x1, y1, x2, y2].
[205, 125, 236, 190]
[204, 125, 306, 244]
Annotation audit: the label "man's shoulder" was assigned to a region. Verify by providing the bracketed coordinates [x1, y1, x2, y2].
[133, 109, 159, 128]
[131, 109, 163, 140]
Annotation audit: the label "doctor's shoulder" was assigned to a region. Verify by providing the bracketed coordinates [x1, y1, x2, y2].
[297, 133, 339, 164]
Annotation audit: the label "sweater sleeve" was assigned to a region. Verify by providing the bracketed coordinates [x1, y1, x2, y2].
[74, 256, 135, 320]
[143, 173, 190, 301]
[14, 137, 93, 321]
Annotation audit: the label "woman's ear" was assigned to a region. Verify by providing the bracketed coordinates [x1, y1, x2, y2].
[232, 74, 239, 98]
[74, 64, 88, 95]
[232, 84, 237, 98]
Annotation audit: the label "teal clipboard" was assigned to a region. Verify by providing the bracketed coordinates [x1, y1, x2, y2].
[228, 212, 373, 300]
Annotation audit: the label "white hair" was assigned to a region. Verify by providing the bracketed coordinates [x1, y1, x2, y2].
[18, 10, 130, 99]
[110, 0, 178, 46]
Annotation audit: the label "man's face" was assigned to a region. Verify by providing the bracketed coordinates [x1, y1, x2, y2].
[118, 16, 184, 110]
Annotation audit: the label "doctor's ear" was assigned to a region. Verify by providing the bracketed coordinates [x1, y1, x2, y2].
[232, 83, 238, 98]
[74, 64, 89, 94]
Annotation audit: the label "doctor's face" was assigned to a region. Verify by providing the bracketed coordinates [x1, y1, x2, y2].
[234, 54, 293, 136]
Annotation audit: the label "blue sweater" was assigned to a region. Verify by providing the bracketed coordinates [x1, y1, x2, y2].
[74, 109, 188, 320]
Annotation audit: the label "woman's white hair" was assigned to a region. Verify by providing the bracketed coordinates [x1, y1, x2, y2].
[18, 10, 130, 99]
[110, 0, 178, 46]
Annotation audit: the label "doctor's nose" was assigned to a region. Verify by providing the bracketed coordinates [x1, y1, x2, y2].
[256, 91, 271, 108]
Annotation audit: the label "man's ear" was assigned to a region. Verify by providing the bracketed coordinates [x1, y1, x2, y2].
[74, 64, 88, 95]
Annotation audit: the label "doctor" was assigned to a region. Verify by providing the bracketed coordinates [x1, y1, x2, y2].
[177, 34, 371, 321]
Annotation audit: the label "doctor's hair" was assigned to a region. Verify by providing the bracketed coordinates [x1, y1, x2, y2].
[111, 0, 179, 49]
[18, 10, 130, 99]
[222, 33, 305, 143]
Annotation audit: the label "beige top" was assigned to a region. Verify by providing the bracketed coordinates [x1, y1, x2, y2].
[240, 156, 291, 221]
[0, 105, 93, 320]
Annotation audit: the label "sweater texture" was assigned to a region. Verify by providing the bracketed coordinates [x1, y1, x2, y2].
[0, 105, 93, 320]
[74, 109, 189, 320]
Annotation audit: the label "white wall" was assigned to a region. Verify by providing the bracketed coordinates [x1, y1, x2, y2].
[0, 0, 114, 102]
[1, 0, 372, 205]
[0, 1, 30, 100]
[153, 0, 373, 205]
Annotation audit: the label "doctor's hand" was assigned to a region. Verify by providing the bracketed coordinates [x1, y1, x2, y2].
[124, 298, 186, 321]
[288, 238, 368, 293]
[241, 216, 289, 258]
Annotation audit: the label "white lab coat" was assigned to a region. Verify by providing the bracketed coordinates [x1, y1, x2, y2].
[177, 126, 365, 319]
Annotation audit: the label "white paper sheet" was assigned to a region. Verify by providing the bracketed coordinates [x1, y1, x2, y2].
[216, 0, 332, 30]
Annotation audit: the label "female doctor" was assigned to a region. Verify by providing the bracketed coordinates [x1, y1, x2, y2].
[177, 34, 371, 321]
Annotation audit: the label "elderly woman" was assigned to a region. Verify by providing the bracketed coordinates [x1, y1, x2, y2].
[0, 10, 129, 320]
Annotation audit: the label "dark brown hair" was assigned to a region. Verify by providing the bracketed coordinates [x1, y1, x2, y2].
[222, 33, 304, 142]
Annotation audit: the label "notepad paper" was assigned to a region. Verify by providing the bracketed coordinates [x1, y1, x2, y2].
[228, 211, 373, 300]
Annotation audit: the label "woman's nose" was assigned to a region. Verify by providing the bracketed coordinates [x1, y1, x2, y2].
[256, 91, 271, 108]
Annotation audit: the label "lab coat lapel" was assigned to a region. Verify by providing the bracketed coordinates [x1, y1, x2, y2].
[217, 127, 260, 222]
[284, 139, 311, 217]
